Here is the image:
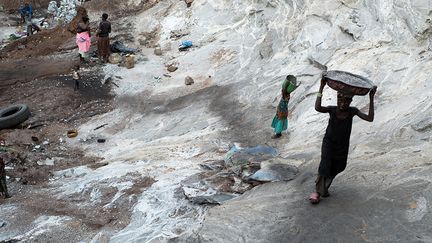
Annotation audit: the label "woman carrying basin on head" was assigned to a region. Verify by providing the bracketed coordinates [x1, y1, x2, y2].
[309, 74, 377, 204]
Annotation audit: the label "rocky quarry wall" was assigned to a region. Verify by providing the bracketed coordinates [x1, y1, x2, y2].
[0, 0, 431, 242]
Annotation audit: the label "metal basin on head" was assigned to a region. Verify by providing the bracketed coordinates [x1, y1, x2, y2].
[323, 70, 375, 96]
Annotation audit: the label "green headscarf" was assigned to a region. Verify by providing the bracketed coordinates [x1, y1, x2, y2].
[282, 75, 297, 93]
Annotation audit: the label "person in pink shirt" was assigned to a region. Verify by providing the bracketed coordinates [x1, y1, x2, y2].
[76, 16, 91, 64]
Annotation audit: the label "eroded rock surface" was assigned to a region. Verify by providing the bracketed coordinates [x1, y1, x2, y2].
[1, 0, 431, 242]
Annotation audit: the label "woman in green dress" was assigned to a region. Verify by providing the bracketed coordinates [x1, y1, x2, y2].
[271, 75, 301, 139]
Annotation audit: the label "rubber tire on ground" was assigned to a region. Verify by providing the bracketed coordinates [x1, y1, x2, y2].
[0, 104, 30, 129]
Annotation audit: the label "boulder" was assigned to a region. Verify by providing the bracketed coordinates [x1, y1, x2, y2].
[125, 55, 135, 69]
[154, 47, 162, 56]
[185, 76, 194, 85]
[167, 64, 178, 72]
[246, 163, 298, 182]
[108, 53, 122, 64]
[138, 37, 147, 46]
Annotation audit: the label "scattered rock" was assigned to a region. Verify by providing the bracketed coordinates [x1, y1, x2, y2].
[249, 9, 264, 15]
[154, 47, 162, 56]
[231, 176, 252, 193]
[153, 106, 167, 113]
[185, 76, 194, 85]
[199, 160, 225, 171]
[125, 55, 135, 69]
[170, 29, 190, 40]
[37, 158, 55, 166]
[182, 186, 236, 205]
[67, 130, 78, 138]
[109, 53, 122, 64]
[138, 37, 147, 46]
[137, 28, 160, 48]
[181, 145, 287, 202]
[246, 162, 298, 182]
[167, 64, 178, 72]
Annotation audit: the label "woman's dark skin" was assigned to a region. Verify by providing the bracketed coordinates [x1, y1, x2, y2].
[282, 90, 290, 100]
[78, 17, 91, 36]
[315, 78, 376, 121]
[310, 77, 377, 204]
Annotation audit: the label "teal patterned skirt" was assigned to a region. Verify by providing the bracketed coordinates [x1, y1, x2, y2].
[271, 98, 289, 134]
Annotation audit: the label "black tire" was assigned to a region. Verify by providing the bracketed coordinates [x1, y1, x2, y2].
[0, 104, 30, 129]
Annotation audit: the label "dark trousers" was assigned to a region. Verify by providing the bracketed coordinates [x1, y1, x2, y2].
[97, 36, 110, 62]
[74, 80, 80, 90]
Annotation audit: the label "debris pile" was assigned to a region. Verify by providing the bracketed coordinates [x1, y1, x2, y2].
[181, 145, 298, 205]
[52, 0, 79, 24]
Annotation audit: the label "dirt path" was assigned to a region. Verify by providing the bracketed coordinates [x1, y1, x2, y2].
[0, 5, 157, 241]
[0, 62, 118, 241]
[0, 63, 113, 179]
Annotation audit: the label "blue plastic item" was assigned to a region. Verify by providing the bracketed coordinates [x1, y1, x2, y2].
[181, 41, 193, 48]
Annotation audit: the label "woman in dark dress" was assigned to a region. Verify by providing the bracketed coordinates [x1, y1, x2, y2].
[97, 13, 111, 63]
[309, 77, 377, 204]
